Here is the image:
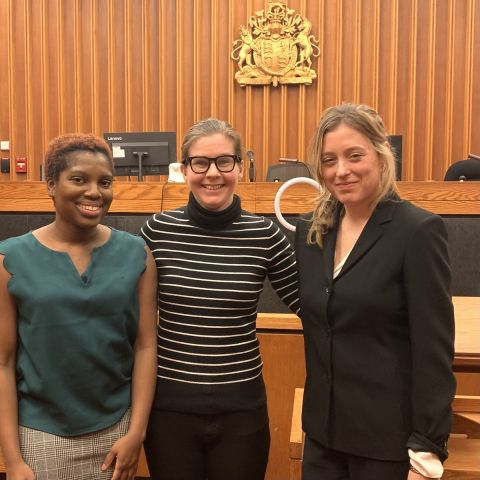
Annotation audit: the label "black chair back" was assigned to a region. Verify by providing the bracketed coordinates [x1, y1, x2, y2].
[266, 162, 312, 182]
[444, 156, 480, 181]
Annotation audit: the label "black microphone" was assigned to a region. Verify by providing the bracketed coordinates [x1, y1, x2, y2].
[246, 150, 255, 182]
[459, 175, 467, 182]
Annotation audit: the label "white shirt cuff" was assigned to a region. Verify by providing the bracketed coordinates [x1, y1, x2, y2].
[408, 449, 443, 478]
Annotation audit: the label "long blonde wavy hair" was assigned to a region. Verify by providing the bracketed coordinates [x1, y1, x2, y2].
[307, 103, 398, 247]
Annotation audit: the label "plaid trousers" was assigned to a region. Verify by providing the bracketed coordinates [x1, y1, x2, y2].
[19, 409, 131, 480]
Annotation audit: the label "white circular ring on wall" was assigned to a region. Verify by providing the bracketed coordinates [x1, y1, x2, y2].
[274, 177, 321, 232]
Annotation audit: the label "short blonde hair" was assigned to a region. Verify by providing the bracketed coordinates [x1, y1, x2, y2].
[181, 118, 242, 160]
[307, 103, 398, 247]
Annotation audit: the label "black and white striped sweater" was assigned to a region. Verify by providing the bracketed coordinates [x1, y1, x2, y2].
[140, 194, 300, 413]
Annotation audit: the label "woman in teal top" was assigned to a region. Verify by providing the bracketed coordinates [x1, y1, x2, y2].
[0, 133, 158, 480]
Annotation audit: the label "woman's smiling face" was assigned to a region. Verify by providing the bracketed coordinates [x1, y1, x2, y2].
[47, 150, 114, 229]
[182, 133, 243, 212]
[320, 123, 381, 211]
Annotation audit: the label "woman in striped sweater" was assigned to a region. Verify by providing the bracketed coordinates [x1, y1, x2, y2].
[141, 118, 300, 480]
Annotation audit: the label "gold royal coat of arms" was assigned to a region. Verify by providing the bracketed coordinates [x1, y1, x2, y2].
[231, 1, 320, 87]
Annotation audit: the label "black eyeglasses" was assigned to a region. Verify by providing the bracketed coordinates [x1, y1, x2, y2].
[183, 155, 241, 174]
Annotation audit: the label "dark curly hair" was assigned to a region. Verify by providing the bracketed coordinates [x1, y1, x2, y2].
[44, 133, 114, 181]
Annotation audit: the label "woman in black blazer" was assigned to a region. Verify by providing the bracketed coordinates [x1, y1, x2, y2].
[295, 103, 455, 480]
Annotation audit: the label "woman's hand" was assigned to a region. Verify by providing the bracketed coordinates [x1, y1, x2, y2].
[101, 432, 143, 480]
[407, 468, 439, 480]
[6, 460, 36, 480]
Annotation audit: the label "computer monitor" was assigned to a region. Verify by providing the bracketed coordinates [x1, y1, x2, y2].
[103, 131, 176, 180]
[387, 135, 402, 180]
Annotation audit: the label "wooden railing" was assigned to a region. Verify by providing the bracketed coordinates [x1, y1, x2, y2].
[0, 181, 479, 215]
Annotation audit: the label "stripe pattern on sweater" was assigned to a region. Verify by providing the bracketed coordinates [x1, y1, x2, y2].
[141, 207, 300, 386]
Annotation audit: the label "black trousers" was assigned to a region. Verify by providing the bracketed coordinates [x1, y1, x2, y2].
[144, 406, 270, 480]
[302, 435, 410, 480]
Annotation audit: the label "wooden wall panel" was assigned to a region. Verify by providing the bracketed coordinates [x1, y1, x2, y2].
[377, 0, 398, 133]
[144, 1, 159, 131]
[163, 2, 178, 131]
[78, 0, 94, 133]
[0, 1, 10, 153]
[450, 0, 473, 169]
[322, 0, 342, 107]
[1, 0, 479, 183]
[213, 0, 230, 122]
[395, 1, 415, 180]
[473, 1, 480, 155]
[93, 0, 111, 135]
[110, 1, 127, 131]
[9, 0, 28, 181]
[126, 0, 145, 131]
[432, 0, 452, 181]
[340, 0, 359, 102]
[62, 0, 78, 134]
[26, 0, 43, 177]
[359, 0, 379, 107]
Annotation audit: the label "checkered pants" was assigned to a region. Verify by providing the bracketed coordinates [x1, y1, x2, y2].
[19, 409, 131, 480]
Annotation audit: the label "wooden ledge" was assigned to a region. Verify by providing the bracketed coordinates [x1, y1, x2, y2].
[444, 437, 480, 477]
[257, 313, 302, 330]
[289, 388, 305, 460]
[0, 181, 479, 214]
[453, 395, 480, 413]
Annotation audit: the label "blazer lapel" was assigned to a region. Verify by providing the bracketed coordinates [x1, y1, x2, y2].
[335, 200, 398, 280]
[322, 226, 336, 286]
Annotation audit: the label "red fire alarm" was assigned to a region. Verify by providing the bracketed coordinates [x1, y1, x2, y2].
[15, 156, 27, 173]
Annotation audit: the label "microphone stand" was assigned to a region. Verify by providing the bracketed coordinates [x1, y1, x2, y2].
[247, 150, 255, 182]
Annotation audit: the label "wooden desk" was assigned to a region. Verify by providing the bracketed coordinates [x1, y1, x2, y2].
[1, 181, 480, 214]
[453, 297, 480, 372]
[258, 296, 480, 372]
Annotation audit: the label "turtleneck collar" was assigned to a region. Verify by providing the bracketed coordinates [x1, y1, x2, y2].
[185, 192, 242, 229]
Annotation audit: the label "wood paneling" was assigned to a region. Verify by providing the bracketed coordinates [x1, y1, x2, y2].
[258, 332, 306, 480]
[0, 181, 479, 215]
[0, 0, 479, 182]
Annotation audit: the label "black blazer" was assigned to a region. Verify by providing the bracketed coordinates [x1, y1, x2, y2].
[295, 198, 456, 461]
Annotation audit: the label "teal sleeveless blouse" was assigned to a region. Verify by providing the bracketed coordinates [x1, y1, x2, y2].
[0, 229, 146, 436]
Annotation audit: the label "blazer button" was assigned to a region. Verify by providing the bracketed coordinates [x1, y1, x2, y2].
[325, 287, 329, 294]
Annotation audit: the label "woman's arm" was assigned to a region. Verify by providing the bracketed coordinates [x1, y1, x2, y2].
[266, 223, 300, 315]
[403, 215, 456, 469]
[0, 255, 35, 479]
[102, 247, 158, 480]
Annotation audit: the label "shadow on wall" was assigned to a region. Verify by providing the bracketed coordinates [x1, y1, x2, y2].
[443, 217, 480, 297]
[0, 213, 478, 302]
